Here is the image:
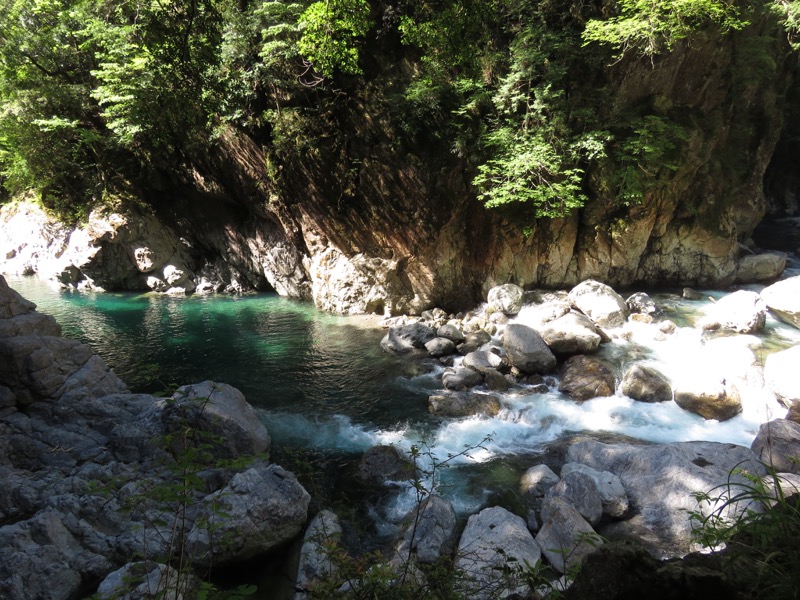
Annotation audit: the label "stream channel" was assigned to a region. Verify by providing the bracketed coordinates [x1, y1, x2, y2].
[8, 270, 800, 576]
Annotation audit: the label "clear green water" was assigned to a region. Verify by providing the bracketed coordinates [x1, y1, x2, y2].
[7, 276, 440, 438]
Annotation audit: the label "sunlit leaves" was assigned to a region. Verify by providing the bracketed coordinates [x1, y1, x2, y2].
[297, 0, 370, 77]
[582, 0, 748, 57]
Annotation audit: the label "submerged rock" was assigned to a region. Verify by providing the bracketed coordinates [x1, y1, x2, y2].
[559, 355, 616, 401]
[428, 392, 502, 417]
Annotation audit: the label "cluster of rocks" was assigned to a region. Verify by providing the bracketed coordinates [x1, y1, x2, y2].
[380, 276, 800, 423]
[292, 422, 800, 598]
[0, 275, 310, 599]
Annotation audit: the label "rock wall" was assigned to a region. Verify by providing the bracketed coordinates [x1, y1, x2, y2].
[0, 14, 794, 313]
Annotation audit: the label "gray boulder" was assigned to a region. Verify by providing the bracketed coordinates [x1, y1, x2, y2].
[381, 323, 436, 354]
[535, 497, 600, 574]
[428, 392, 502, 417]
[457, 330, 492, 354]
[546, 471, 603, 526]
[566, 439, 766, 556]
[761, 275, 800, 329]
[673, 378, 742, 421]
[559, 355, 616, 402]
[698, 290, 766, 334]
[295, 510, 342, 598]
[503, 324, 557, 374]
[621, 364, 672, 403]
[97, 561, 196, 600]
[455, 506, 541, 599]
[751, 419, 800, 474]
[442, 367, 483, 391]
[561, 463, 629, 519]
[395, 495, 456, 565]
[520, 464, 560, 498]
[539, 311, 602, 355]
[568, 280, 628, 328]
[735, 251, 787, 283]
[462, 350, 505, 373]
[358, 445, 415, 483]
[185, 464, 310, 566]
[425, 337, 456, 358]
[163, 381, 271, 457]
[625, 292, 660, 316]
[437, 323, 466, 344]
[765, 346, 800, 408]
[487, 283, 525, 315]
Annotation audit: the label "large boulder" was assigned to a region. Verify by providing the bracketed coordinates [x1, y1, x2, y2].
[185, 464, 310, 566]
[566, 439, 767, 556]
[673, 378, 742, 421]
[503, 323, 557, 374]
[295, 510, 342, 598]
[734, 251, 786, 283]
[561, 463, 629, 519]
[97, 561, 197, 600]
[539, 312, 602, 355]
[621, 364, 673, 403]
[0, 336, 127, 406]
[520, 464, 560, 498]
[761, 275, 800, 329]
[751, 419, 800, 474]
[394, 495, 456, 565]
[535, 497, 600, 574]
[442, 367, 483, 391]
[559, 355, 616, 401]
[462, 350, 506, 374]
[698, 290, 766, 334]
[457, 330, 492, 354]
[568, 280, 628, 329]
[425, 337, 456, 357]
[625, 292, 660, 316]
[765, 346, 800, 408]
[546, 471, 603, 526]
[357, 445, 415, 483]
[436, 323, 466, 344]
[454, 506, 541, 599]
[487, 283, 525, 315]
[161, 381, 271, 458]
[380, 323, 436, 354]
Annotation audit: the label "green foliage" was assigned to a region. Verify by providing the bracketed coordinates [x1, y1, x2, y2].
[690, 465, 800, 599]
[582, 0, 748, 58]
[297, 0, 371, 77]
[771, 0, 800, 49]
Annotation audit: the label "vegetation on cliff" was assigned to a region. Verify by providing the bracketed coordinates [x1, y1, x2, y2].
[1, 0, 798, 223]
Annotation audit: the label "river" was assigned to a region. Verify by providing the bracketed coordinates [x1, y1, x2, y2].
[7, 273, 800, 541]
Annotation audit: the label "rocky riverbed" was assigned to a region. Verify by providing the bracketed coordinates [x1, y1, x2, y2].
[4, 271, 800, 598]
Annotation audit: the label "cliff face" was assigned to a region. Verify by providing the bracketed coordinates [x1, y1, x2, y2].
[0, 13, 794, 313]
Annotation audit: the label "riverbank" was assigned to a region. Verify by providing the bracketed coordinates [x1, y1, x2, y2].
[4, 269, 800, 597]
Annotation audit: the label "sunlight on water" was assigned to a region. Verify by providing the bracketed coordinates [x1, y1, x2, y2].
[8, 275, 800, 522]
